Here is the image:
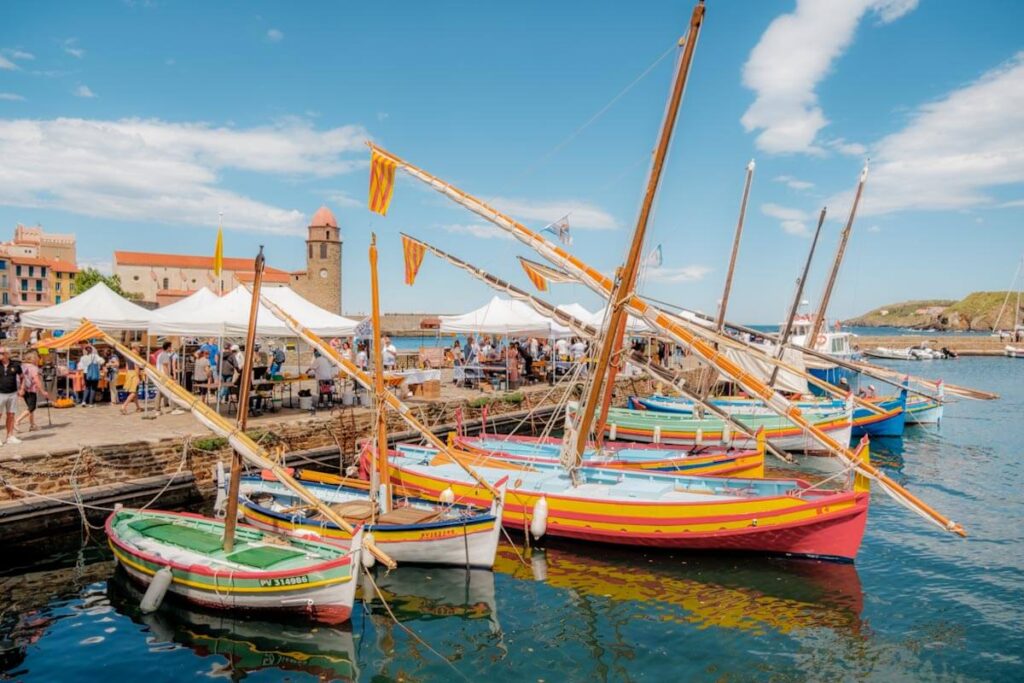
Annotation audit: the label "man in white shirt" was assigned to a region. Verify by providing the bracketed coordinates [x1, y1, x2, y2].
[570, 338, 587, 361]
[555, 337, 570, 359]
[382, 336, 398, 371]
[308, 350, 337, 381]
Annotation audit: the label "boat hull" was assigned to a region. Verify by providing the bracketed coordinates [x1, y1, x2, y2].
[107, 509, 361, 625]
[388, 453, 870, 562]
[592, 404, 853, 453]
[237, 475, 504, 569]
[455, 435, 765, 478]
[904, 397, 943, 425]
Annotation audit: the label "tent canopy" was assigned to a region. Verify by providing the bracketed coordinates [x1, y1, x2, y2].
[441, 296, 571, 337]
[21, 282, 152, 331]
[147, 286, 358, 338]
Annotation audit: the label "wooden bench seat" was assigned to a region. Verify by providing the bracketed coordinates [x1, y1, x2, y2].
[376, 506, 443, 526]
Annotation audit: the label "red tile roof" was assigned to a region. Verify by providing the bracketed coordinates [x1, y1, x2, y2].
[236, 271, 290, 284]
[10, 256, 54, 267]
[114, 250, 289, 277]
[50, 260, 78, 272]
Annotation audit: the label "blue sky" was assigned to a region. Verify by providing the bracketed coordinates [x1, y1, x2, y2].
[1, 0, 1021, 322]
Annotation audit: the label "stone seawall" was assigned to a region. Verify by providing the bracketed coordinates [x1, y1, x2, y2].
[0, 374, 670, 544]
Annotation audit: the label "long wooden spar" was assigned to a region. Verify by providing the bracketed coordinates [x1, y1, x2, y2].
[364, 144, 966, 537]
[400, 232, 792, 463]
[250, 289, 500, 498]
[87, 320, 397, 569]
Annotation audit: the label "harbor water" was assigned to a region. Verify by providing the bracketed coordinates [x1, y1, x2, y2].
[2, 358, 1021, 681]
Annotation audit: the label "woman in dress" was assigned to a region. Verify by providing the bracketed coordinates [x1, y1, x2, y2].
[15, 351, 49, 432]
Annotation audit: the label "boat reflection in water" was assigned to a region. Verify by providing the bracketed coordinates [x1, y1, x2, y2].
[107, 571, 359, 681]
[499, 541, 865, 636]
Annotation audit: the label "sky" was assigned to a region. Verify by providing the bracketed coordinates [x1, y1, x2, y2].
[1, 0, 1022, 322]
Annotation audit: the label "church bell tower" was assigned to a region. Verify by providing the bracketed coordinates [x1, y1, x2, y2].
[304, 206, 343, 313]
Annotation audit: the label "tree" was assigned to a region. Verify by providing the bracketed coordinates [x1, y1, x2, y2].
[71, 268, 141, 300]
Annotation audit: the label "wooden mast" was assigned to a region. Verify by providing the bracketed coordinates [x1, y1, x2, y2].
[570, 0, 705, 470]
[769, 207, 826, 387]
[223, 246, 266, 552]
[368, 233, 391, 515]
[716, 159, 756, 330]
[809, 164, 868, 348]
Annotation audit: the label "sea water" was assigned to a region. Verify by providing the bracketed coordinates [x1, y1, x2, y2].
[1, 358, 1021, 681]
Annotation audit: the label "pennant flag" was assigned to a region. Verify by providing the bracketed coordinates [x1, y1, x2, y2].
[369, 151, 398, 216]
[646, 244, 663, 268]
[401, 235, 428, 286]
[518, 257, 575, 285]
[213, 227, 224, 276]
[520, 258, 549, 292]
[541, 214, 572, 246]
[354, 317, 373, 338]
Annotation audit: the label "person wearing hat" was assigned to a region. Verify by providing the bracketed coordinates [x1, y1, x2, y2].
[0, 347, 22, 445]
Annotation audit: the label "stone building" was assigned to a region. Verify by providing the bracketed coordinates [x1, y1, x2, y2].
[0, 224, 78, 310]
[114, 205, 343, 311]
[289, 206, 343, 314]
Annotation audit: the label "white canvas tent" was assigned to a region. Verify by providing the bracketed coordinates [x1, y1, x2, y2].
[441, 296, 571, 337]
[148, 286, 358, 338]
[21, 282, 152, 331]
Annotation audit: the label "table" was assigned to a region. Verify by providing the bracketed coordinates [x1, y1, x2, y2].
[384, 369, 441, 396]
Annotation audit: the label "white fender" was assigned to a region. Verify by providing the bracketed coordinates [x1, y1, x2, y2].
[361, 532, 376, 569]
[530, 496, 549, 539]
[213, 461, 227, 518]
[140, 566, 173, 614]
[609, 423, 617, 441]
[721, 423, 731, 444]
[440, 487, 455, 505]
[653, 425, 662, 444]
[695, 428, 703, 446]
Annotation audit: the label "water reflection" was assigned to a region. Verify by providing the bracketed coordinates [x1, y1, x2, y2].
[107, 572, 360, 681]
[501, 541, 865, 636]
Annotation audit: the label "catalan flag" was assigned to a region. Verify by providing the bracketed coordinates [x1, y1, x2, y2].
[213, 227, 224, 276]
[369, 151, 397, 216]
[401, 235, 428, 286]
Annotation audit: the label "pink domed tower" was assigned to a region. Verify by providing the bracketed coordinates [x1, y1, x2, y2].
[292, 205, 343, 313]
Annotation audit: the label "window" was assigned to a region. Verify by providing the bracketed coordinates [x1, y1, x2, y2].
[55, 282, 61, 292]
[133, 275, 140, 281]
[326, 230, 331, 240]
[35, 280, 42, 291]
[35, 293, 41, 302]
[1, 293, 6, 306]
[20, 278, 27, 291]
[0, 261, 6, 270]
[15, 265, 21, 277]
[319, 243, 327, 259]
[308, 243, 313, 259]
[56, 272, 62, 279]
[40, 267, 46, 277]
[28, 266, 34, 277]
[162, 277, 169, 290]
[55, 296, 61, 304]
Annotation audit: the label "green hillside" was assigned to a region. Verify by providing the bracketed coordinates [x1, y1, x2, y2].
[844, 292, 1021, 331]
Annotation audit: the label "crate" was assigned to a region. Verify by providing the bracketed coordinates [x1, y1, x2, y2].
[421, 379, 441, 399]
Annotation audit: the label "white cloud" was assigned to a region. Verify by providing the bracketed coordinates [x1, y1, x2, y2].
[326, 190, 362, 209]
[998, 199, 1024, 208]
[867, 224, 881, 233]
[826, 138, 868, 156]
[8, 50, 34, 61]
[763, 203, 812, 236]
[73, 85, 97, 98]
[774, 174, 814, 190]
[646, 265, 713, 283]
[0, 93, 25, 102]
[63, 39, 85, 59]
[828, 51, 1024, 216]
[0, 117, 370, 234]
[0, 55, 16, 71]
[267, 28, 284, 42]
[741, 0, 918, 154]
[443, 223, 514, 241]
[491, 196, 617, 230]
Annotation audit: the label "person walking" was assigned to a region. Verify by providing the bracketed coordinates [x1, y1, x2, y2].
[0, 347, 23, 445]
[80, 345, 103, 407]
[15, 351, 48, 432]
[155, 341, 175, 415]
[103, 349, 120, 404]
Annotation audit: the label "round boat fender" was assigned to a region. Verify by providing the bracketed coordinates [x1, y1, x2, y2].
[816, 334, 827, 347]
[361, 532, 376, 569]
[721, 423, 731, 444]
[140, 565, 174, 614]
[653, 425, 662, 444]
[530, 497, 549, 539]
[440, 487, 455, 505]
[609, 423, 617, 441]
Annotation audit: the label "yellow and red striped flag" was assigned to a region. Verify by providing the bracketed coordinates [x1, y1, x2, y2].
[369, 152, 397, 215]
[520, 257, 549, 292]
[401, 235, 428, 286]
